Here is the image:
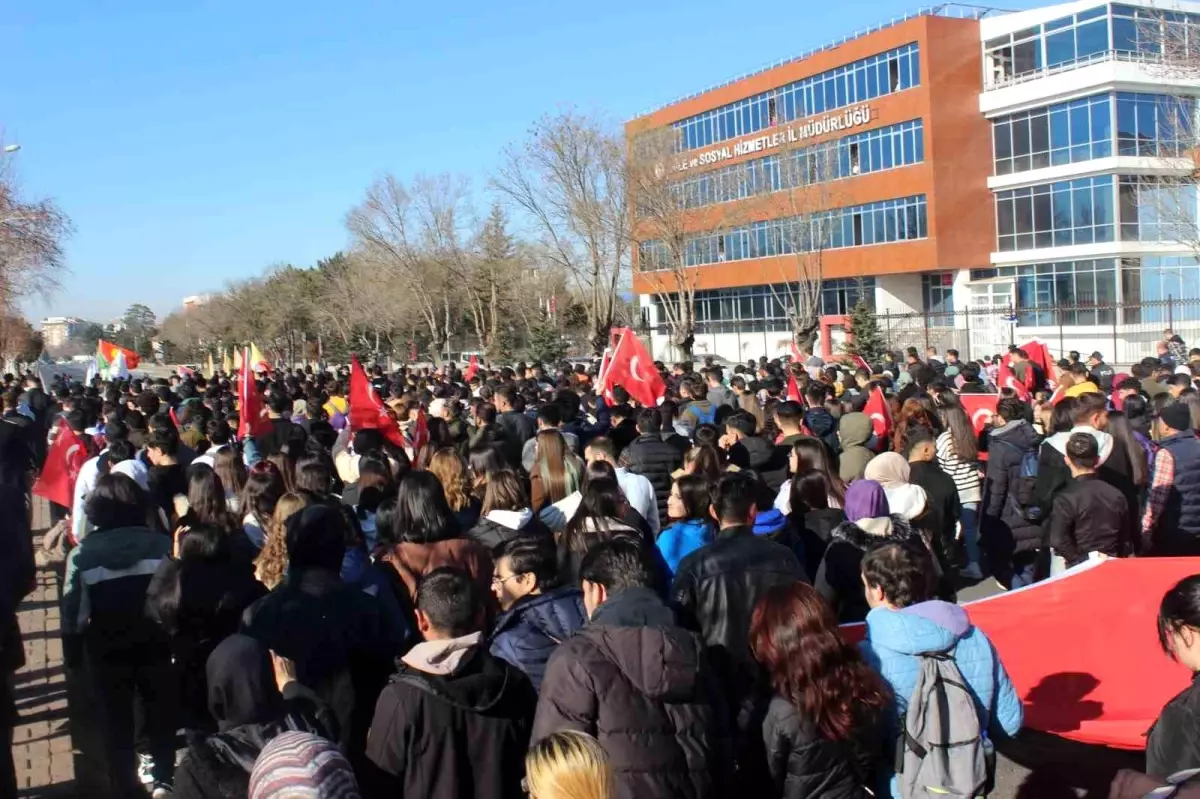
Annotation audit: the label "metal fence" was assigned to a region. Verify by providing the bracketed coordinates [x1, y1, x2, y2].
[643, 298, 1200, 367]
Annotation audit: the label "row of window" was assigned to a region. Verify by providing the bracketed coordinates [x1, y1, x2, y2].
[671, 43, 919, 154]
[669, 120, 924, 210]
[638, 196, 928, 271]
[996, 174, 1200, 251]
[649, 279, 876, 329]
[992, 92, 1193, 175]
[983, 4, 1200, 85]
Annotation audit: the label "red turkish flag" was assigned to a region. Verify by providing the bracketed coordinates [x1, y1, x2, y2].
[603, 329, 665, 408]
[1019, 339, 1057, 385]
[410, 408, 430, 457]
[237, 349, 271, 441]
[790, 340, 804, 364]
[33, 420, 87, 509]
[348, 356, 406, 449]
[959, 394, 1000, 437]
[786, 372, 802, 403]
[463, 354, 479, 383]
[998, 357, 1031, 400]
[863, 386, 892, 440]
[98, 339, 140, 370]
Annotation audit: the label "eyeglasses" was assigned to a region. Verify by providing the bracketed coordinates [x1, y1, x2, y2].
[492, 573, 523, 586]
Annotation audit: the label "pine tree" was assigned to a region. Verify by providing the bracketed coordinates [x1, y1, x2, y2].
[526, 316, 567, 364]
[841, 300, 888, 366]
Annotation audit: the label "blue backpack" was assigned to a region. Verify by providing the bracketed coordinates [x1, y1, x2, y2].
[690, 403, 718, 427]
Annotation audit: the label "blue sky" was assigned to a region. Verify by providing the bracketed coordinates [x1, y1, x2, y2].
[4, 0, 1040, 323]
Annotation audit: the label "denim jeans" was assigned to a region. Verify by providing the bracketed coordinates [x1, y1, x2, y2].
[960, 502, 981, 569]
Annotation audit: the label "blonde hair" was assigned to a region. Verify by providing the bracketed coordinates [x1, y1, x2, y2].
[428, 448, 472, 512]
[254, 492, 309, 589]
[524, 731, 614, 799]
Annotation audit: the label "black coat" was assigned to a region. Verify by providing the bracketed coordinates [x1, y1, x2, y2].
[240, 568, 392, 760]
[982, 422, 1043, 557]
[621, 434, 683, 525]
[467, 511, 553, 553]
[532, 587, 732, 799]
[788, 507, 846, 583]
[908, 460, 962, 563]
[761, 695, 886, 799]
[672, 526, 806, 705]
[1035, 431, 1139, 551]
[497, 410, 536, 468]
[1046, 474, 1130, 566]
[815, 515, 923, 624]
[1148, 673, 1200, 780]
[488, 586, 587, 691]
[364, 647, 536, 799]
[256, 417, 306, 458]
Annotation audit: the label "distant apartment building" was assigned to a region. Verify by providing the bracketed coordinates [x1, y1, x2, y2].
[40, 317, 82, 349]
[182, 295, 211, 311]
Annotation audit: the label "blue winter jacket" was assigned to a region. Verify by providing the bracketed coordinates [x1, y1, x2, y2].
[656, 518, 713, 577]
[860, 600, 1024, 796]
[489, 586, 587, 691]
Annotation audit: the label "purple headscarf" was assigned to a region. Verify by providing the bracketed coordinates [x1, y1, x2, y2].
[843, 479, 890, 522]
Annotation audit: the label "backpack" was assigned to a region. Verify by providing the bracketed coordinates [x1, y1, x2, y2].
[993, 439, 1042, 523]
[690, 403, 718, 427]
[898, 651, 989, 799]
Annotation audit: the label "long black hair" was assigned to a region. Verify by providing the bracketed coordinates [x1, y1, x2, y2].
[1158, 574, 1200, 659]
[561, 476, 629, 554]
[391, 471, 459, 544]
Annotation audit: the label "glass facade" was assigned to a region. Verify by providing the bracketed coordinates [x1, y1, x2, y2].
[672, 119, 924, 210]
[1117, 93, 1193, 156]
[672, 44, 920, 153]
[1013, 259, 1118, 326]
[1118, 176, 1198, 242]
[984, 4, 1200, 86]
[651, 279, 876, 333]
[993, 94, 1111, 175]
[639, 196, 927, 271]
[996, 176, 1114, 251]
[922, 272, 955, 314]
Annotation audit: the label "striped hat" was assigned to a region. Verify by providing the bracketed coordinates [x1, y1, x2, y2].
[249, 731, 361, 799]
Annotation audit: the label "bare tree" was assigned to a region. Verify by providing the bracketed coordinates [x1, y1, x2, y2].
[493, 110, 629, 355]
[347, 174, 456, 362]
[0, 151, 72, 316]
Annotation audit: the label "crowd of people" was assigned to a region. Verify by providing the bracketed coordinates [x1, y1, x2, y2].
[1, 332, 1200, 797]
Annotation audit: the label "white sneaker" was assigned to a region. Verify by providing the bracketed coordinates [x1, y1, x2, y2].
[151, 782, 173, 798]
[959, 564, 984, 581]
[137, 753, 155, 785]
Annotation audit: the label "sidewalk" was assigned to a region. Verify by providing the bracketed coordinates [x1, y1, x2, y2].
[12, 499, 73, 796]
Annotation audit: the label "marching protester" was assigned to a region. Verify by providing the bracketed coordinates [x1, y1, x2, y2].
[25, 330, 1200, 799]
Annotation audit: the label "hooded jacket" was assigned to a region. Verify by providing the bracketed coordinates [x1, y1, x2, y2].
[489, 586, 587, 691]
[815, 515, 923, 624]
[657, 518, 714, 578]
[532, 587, 732, 798]
[983, 420, 1043, 555]
[1034, 425, 1137, 549]
[859, 600, 1023, 793]
[467, 509, 552, 553]
[803, 407, 841, 459]
[365, 638, 537, 799]
[838, 414, 875, 483]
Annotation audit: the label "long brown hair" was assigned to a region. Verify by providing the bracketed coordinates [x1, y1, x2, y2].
[750, 583, 891, 741]
[790, 438, 845, 506]
[535, 430, 582, 505]
[254, 492, 310, 589]
[893, 398, 938, 453]
[935, 403, 979, 462]
[428, 448, 472, 512]
[212, 447, 246, 498]
[481, 469, 528, 515]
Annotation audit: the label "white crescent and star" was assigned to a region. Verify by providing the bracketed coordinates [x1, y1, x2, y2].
[629, 356, 644, 383]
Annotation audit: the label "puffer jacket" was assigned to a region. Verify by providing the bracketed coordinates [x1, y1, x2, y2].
[859, 600, 1023, 795]
[838, 414, 875, 483]
[982, 420, 1042, 555]
[803, 408, 841, 459]
[672, 526, 806, 704]
[620, 434, 683, 524]
[761, 694, 886, 799]
[488, 586, 586, 691]
[657, 518, 713, 577]
[814, 515, 924, 624]
[466, 509, 552, 553]
[532, 587, 732, 798]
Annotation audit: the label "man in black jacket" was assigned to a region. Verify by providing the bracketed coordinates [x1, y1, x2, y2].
[366, 568, 536, 799]
[620, 408, 682, 525]
[494, 385, 534, 469]
[984, 397, 1043, 589]
[0, 388, 32, 797]
[534, 539, 730, 799]
[1048, 433, 1130, 567]
[672, 473, 806, 712]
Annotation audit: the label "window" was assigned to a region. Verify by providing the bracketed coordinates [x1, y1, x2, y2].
[649, 280, 876, 334]
[922, 273, 955, 314]
[1116, 93, 1194, 156]
[667, 120, 924, 211]
[1013, 259, 1118, 326]
[1118, 176, 1198, 242]
[1122, 256, 1200, 322]
[996, 176, 1115, 250]
[671, 43, 920, 153]
[992, 94, 1111, 175]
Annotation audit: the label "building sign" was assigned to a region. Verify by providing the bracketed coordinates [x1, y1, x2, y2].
[673, 103, 873, 173]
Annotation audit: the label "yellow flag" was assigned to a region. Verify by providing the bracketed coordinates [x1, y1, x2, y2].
[205, 352, 215, 378]
[221, 349, 232, 374]
[233, 348, 244, 370]
[249, 342, 267, 371]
